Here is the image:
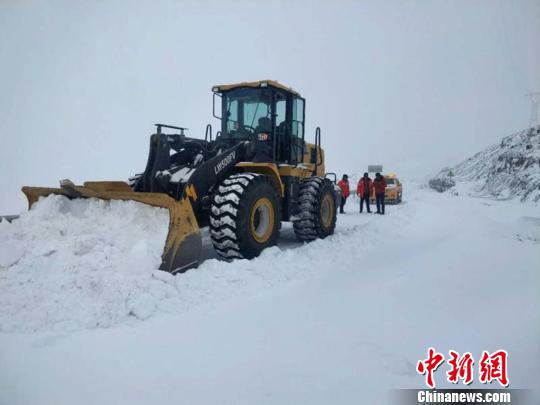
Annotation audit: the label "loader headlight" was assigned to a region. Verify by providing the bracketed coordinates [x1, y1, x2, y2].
[212, 86, 219, 92]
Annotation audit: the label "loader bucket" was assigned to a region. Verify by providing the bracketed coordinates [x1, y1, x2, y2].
[21, 181, 202, 274]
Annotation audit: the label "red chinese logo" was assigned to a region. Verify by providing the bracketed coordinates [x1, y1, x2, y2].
[416, 348, 509, 388]
[446, 350, 474, 385]
[479, 350, 509, 387]
[416, 347, 445, 389]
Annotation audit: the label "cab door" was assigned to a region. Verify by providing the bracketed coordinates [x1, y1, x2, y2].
[290, 97, 305, 165]
[273, 93, 305, 165]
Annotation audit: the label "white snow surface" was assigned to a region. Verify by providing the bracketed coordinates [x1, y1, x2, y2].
[0, 195, 170, 332]
[0, 184, 539, 404]
[170, 166, 195, 183]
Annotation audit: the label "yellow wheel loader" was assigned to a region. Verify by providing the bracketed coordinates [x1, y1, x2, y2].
[21, 80, 337, 273]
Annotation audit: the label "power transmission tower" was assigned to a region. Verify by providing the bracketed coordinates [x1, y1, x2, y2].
[526, 91, 540, 128]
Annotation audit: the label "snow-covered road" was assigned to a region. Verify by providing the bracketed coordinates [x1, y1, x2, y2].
[1, 184, 539, 404]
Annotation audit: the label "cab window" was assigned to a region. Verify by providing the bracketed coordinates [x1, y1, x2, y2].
[223, 89, 271, 138]
[226, 99, 239, 133]
[276, 95, 286, 128]
[292, 98, 304, 139]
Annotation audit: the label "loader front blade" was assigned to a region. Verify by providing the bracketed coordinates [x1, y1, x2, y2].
[21, 181, 202, 273]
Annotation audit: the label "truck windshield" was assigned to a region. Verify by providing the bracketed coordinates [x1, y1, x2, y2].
[223, 89, 272, 139]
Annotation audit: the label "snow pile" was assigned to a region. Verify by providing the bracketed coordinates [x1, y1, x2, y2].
[0, 190, 412, 334]
[430, 125, 540, 201]
[0, 195, 174, 332]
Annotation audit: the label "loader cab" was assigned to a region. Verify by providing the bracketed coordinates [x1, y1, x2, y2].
[212, 81, 306, 165]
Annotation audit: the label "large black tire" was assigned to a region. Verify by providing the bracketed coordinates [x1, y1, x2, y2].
[210, 173, 280, 260]
[293, 177, 337, 241]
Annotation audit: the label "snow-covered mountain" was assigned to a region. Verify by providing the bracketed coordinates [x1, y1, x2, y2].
[430, 126, 540, 202]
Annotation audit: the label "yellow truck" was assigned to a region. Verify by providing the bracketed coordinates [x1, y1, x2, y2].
[370, 174, 403, 204]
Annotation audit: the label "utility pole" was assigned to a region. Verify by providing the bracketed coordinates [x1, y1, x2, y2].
[526, 91, 540, 129]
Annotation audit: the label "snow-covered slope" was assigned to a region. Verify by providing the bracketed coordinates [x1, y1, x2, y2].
[1, 185, 539, 404]
[430, 126, 540, 201]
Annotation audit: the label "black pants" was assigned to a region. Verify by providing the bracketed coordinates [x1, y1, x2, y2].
[340, 196, 347, 213]
[376, 193, 385, 214]
[360, 195, 371, 212]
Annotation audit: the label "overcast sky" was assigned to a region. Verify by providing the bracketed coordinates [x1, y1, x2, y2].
[1, 0, 539, 213]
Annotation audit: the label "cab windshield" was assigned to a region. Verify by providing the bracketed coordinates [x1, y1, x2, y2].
[223, 89, 272, 138]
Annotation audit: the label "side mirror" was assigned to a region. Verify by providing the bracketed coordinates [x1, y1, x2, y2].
[212, 93, 222, 119]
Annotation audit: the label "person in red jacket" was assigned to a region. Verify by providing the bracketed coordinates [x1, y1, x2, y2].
[373, 172, 387, 215]
[356, 172, 373, 213]
[337, 174, 350, 214]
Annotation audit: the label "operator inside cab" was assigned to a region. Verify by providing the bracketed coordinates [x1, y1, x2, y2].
[218, 84, 305, 165]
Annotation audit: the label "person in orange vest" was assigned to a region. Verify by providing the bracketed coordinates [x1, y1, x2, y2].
[356, 172, 373, 213]
[373, 172, 387, 215]
[337, 174, 350, 214]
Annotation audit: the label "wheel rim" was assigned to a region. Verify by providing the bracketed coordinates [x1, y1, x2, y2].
[320, 193, 334, 228]
[250, 197, 275, 243]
